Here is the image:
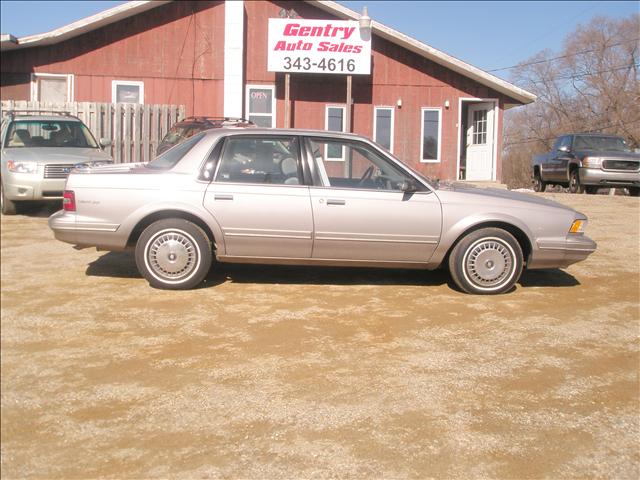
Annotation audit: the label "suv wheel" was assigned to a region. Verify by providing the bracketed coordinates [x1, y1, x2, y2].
[569, 169, 584, 194]
[1, 180, 18, 215]
[533, 173, 546, 192]
[135, 219, 212, 289]
[448, 228, 524, 295]
[585, 186, 599, 195]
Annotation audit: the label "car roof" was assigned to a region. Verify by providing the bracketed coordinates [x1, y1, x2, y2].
[201, 127, 369, 141]
[568, 133, 624, 138]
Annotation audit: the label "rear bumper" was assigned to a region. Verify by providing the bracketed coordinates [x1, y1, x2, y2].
[529, 234, 597, 269]
[580, 167, 640, 188]
[48, 210, 126, 250]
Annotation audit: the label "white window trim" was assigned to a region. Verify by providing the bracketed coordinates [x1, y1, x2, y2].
[112, 80, 144, 104]
[325, 104, 346, 161]
[420, 107, 442, 163]
[245, 84, 276, 128]
[373, 106, 395, 153]
[30, 73, 74, 102]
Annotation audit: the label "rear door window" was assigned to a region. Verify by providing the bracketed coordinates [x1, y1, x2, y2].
[215, 136, 301, 185]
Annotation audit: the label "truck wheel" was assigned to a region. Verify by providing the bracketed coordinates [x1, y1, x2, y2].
[1, 180, 18, 215]
[448, 228, 524, 295]
[629, 187, 640, 197]
[569, 169, 584, 194]
[135, 218, 212, 290]
[533, 173, 546, 192]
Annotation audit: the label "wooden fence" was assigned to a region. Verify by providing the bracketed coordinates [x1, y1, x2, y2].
[1, 100, 186, 163]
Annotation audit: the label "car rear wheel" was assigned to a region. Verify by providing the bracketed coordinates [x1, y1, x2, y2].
[135, 219, 212, 290]
[448, 228, 524, 295]
[1, 180, 18, 215]
[533, 172, 546, 192]
[569, 169, 584, 194]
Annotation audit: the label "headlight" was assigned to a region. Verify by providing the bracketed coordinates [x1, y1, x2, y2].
[582, 157, 602, 168]
[6, 160, 38, 174]
[569, 219, 587, 234]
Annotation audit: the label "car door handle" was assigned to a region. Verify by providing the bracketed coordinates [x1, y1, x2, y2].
[214, 194, 234, 201]
[326, 198, 346, 206]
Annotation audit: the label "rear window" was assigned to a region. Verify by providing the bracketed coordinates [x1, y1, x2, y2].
[4, 120, 98, 148]
[146, 132, 205, 170]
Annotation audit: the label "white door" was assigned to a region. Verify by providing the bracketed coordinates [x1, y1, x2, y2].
[466, 103, 495, 181]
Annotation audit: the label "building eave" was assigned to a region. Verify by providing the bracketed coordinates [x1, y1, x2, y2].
[1, 0, 536, 105]
[310, 1, 536, 105]
[0, 1, 171, 51]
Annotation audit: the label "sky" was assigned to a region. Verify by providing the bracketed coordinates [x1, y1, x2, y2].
[1, 0, 638, 81]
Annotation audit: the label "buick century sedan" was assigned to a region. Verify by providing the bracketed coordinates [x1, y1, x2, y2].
[49, 128, 596, 294]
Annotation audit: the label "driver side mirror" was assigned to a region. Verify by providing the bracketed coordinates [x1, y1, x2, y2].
[99, 138, 112, 148]
[399, 179, 419, 192]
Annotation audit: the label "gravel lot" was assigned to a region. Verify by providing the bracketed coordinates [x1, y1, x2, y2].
[1, 193, 639, 479]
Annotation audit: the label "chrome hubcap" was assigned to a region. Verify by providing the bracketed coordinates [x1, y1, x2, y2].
[464, 238, 514, 288]
[147, 232, 196, 280]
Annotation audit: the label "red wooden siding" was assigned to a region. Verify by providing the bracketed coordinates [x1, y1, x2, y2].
[0, 0, 523, 180]
[1, 1, 225, 116]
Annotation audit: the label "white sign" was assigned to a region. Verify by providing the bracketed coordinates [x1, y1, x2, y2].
[267, 19, 371, 75]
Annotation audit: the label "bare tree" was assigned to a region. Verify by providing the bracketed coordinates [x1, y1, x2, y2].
[502, 14, 640, 188]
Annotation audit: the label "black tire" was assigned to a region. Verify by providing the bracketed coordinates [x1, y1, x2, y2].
[135, 218, 212, 290]
[585, 186, 599, 195]
[1, 180, 18, 215]
[448, 228, 524, 295]
[533, 173, 546, 192]
[629, 187, 640, 197]
[568, 169, 584, 194]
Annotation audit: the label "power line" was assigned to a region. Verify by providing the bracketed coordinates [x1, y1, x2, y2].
[503, 118, 640, 147]
[517, 63, 639, 87]
[488, 38, 640, 73]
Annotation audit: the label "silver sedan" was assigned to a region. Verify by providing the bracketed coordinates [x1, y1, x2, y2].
[49, 128, 596, 294]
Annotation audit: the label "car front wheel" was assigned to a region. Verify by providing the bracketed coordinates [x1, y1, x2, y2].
[135, 218, 212, 289]
[533, 173, 546, 192]
[569, 169, 584, 194]
[448, 228, 524, 295]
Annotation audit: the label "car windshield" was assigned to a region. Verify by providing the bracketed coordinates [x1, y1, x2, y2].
[147, 132, 205, 170]
[4, 120, 99, 148]
[573, 136, 630, 152]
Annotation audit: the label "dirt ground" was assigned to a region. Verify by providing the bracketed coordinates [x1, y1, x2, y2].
[1, 192, 639, 479]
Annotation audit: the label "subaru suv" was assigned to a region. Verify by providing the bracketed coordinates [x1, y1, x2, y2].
[1, 111, 113, 214]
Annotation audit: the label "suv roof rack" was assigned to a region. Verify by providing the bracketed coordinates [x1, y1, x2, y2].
[2, 109, 78, 121]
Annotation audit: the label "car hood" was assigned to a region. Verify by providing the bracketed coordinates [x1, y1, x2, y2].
[3, 147, 112, 164]
[573, 150, 640, 160]
[436, 182, 575, 211]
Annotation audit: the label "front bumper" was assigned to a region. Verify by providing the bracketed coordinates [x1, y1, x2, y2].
[528, 234, 597, 269]
[3, 172, 67, 201]
[580, 167, 640, 188]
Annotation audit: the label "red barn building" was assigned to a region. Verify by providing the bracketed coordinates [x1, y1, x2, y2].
[0, 0, 535, 181]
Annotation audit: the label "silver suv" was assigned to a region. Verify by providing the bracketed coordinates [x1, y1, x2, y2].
[1, 110, 113, 214]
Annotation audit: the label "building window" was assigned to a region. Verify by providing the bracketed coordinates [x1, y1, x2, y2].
[30, 73, 74, 103]
[325, 105, 346, 160]
[246, 85, 275, 128]
[374, 107, 394, 152]
[112, 81, 144, 104]
[420, 108, 442, 163]
[472, 109, 487, 145]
